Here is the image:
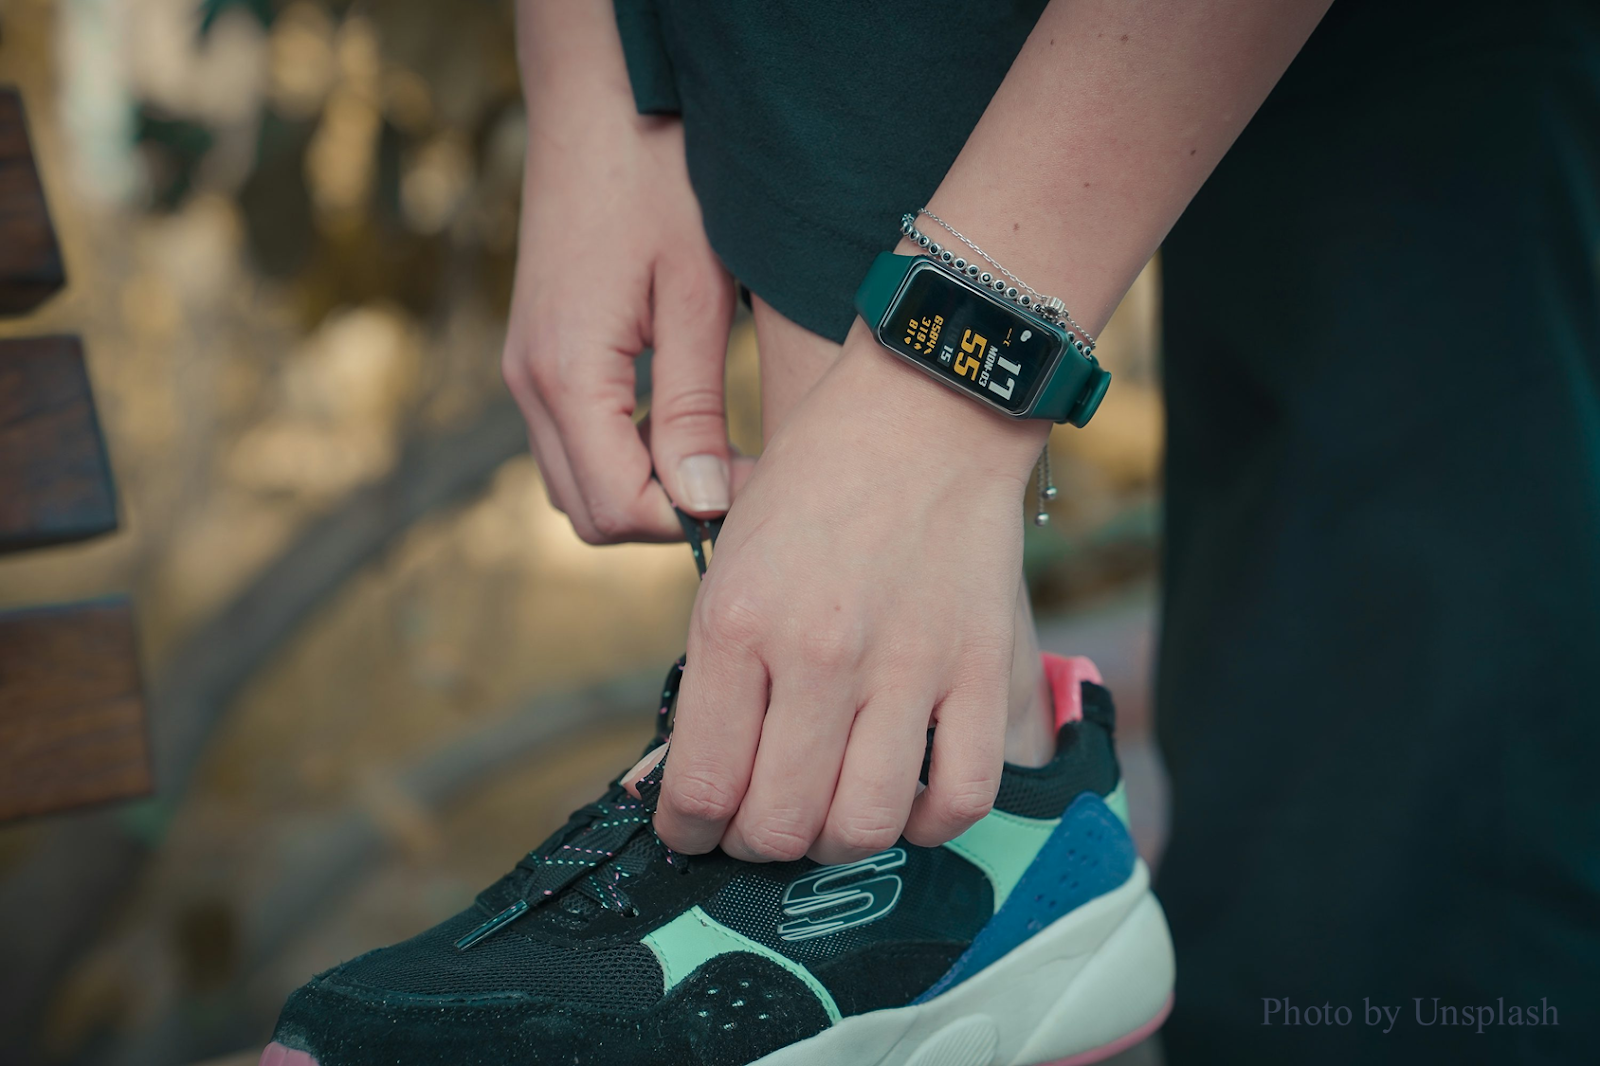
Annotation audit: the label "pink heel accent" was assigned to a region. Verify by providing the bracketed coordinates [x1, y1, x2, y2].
[260, 1042, 318, 1066]
[1035, 992, 1173, 1066]
[1041, 654, 1104, 729]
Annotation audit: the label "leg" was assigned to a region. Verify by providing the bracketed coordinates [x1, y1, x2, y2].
[749, 297, 1056, 766]
[1156, 3, 1600, 1062]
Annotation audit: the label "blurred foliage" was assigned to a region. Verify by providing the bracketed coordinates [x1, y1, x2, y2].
[132, 0, 524, 323]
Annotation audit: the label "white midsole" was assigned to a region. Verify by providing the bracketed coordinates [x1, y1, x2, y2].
[752, 860, 1174, 1066]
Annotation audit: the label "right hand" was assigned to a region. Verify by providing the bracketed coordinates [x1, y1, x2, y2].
[502, 91, 747, 542]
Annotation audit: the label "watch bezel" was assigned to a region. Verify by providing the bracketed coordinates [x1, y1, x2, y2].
[873, 256, 1066, 419]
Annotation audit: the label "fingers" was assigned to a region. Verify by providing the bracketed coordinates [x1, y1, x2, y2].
[549, 374, 680, 542]
[719, 674, 857, 863]
[507, 259, 737, 541]
[807, 694, 930, 865]
[904, 679, 1006, 848]
[654, 602, 768, 853]
[503, 328, 678, 542]
[502, 351, 583, 504]
[648, 262, 737, 517]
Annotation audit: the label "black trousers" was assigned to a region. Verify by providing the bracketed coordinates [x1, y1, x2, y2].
[1156, 3, 1600, 1063]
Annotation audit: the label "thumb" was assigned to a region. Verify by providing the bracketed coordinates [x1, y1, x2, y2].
[649, 262, 736, 517]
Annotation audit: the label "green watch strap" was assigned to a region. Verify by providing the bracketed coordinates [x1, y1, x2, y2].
[853, 252, 1111, 425]
[1035, 354, 1113, 427]
[853, 251, 910, 329]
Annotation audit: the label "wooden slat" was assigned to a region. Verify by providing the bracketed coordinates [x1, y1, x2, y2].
[0, 334, 118, 552]
[0, 598, 150, 822]
[0, 87, 66, 315]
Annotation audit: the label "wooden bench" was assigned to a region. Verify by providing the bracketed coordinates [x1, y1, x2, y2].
[0, 86, 151, 822]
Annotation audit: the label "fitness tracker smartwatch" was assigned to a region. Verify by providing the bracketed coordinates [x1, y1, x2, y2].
[854, 252, 1111, 426]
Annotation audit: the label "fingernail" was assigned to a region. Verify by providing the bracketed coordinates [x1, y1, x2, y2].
[677, 454, 730, 512]
[622, 743, 668, 798]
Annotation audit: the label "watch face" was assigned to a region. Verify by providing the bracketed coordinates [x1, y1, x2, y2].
[878, 260, 1062, 416]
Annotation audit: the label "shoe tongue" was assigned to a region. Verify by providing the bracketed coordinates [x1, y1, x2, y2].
[557, 831, 663, 920]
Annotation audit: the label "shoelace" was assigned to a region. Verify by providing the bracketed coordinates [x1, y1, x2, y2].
[455, 658, 687, 950]
[456, 506, 722, 951]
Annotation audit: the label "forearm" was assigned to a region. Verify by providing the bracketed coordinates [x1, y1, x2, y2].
[516, 0, 636, 127]
[921, 0, 1331, 336]
[832, 0, 1329, 472]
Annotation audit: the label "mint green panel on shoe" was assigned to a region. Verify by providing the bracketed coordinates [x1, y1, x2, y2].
[1104, 781, 1131, 828]
[940, 786, 1130, 914]
[642, 906, 842, 1023]
[941, 810, 1059, 912]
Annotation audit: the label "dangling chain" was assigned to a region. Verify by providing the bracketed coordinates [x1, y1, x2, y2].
[1033, 446, 1058, 527]
[903, 210, 1098, 352]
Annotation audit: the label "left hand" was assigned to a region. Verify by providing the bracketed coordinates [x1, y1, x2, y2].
[650, 324, 1050, 865]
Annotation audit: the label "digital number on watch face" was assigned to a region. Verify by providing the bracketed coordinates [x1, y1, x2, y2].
[881, 262, 1061, 416]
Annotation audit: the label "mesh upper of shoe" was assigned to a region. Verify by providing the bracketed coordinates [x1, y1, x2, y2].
[319, 906, 665, 1012]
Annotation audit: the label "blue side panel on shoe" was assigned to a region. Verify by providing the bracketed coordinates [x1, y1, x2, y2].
[913, 792, 1136, 1003]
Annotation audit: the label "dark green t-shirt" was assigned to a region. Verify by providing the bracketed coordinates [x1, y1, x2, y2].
[613, 0, 1047, 342]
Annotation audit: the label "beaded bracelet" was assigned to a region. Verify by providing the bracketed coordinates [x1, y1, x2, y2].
[902, 210, 1097, 352]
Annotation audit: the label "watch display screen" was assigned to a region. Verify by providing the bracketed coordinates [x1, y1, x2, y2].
[879, 261, 1061, 416]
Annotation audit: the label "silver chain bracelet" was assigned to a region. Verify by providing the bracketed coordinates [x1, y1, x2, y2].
[901, 210, 1098, 351]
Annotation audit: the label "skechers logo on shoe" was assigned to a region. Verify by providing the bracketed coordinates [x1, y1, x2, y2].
[776, 848, 907, 942]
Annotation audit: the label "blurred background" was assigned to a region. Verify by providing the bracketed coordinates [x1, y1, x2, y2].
[0, 1, 1167, 1063]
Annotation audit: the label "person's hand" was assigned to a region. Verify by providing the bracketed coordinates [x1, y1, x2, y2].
[501, 90, 747, 542]
[651, 324, 1051, 865]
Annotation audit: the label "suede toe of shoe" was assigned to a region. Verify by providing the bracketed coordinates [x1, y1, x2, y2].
[270, 973, 597, 1066]
[269, 950, 833, 1066]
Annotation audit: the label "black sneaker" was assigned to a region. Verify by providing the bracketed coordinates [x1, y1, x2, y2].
[260, 651, 1173, 1066]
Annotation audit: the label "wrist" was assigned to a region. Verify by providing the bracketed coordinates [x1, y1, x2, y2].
[835, 320, 1050, 482]
[518, 0, 638, 120]
[524, 80, 645, 157]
